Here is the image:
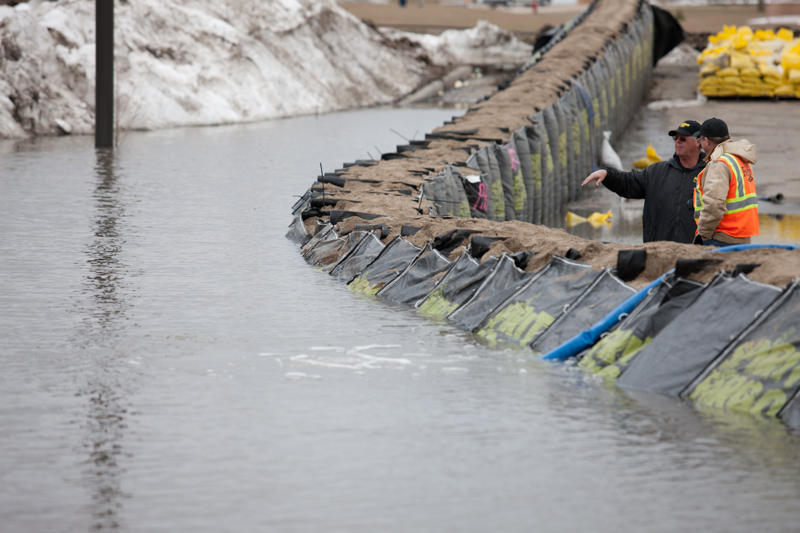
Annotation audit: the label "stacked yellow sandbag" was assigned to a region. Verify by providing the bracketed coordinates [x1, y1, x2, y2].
[697, 26, 800, 98]
[632, 143, 662, 168]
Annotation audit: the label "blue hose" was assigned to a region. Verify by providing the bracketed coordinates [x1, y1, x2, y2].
[705, 243, 799, 252]
[540, 270, 673, 361]
[540, 243, 799, 361]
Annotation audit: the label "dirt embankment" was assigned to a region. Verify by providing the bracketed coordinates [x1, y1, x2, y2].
[309, 0, 800, 288]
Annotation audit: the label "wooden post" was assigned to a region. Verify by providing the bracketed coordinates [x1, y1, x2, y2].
[95, 0, 113, 148]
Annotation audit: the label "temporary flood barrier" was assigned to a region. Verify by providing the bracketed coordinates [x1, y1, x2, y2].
[287, 0, 800, 427]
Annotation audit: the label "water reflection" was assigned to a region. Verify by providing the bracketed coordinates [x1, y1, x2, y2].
[80, 148, 129, 531]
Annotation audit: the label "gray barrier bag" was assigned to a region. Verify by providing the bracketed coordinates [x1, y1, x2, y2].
[529, 114, 556, 226]
[511, 127, 536, 223]
[494, 144, 519, 221]
[475, 256, 599, 348]
[529, 269, 635, 355]
[448, 254, 531, 332]
[417, 253, 500, 320]
[617, 275, 782, 397]
[422, 165, 471, 218]
[329, 232, 385, 283]
[578, 276, 705, 377]
[349, 237, 422, 296]
[543, 105, 563, 221]
[377, 244, 452, 306]
[683, 280, 800, 420]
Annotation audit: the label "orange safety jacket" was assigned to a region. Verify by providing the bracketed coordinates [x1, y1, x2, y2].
[693, 153, 759, 238]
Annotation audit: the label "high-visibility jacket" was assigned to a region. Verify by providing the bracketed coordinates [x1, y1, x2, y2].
[693, 153, 759, 238]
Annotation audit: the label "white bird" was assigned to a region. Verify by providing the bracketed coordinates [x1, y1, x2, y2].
[601, 130, 624, 171]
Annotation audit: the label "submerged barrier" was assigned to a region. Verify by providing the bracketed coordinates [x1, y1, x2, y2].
[287, 0, 800, 426]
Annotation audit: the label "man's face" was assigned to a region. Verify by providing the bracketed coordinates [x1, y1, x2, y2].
[697, 135, 713, 154]
[673, 134, 701, 159]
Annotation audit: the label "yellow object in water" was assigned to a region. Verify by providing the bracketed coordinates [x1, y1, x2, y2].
[633, 143, 662, 168]
[565, 210, 612, 228]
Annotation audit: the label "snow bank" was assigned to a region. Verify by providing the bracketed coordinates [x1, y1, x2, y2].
[0, 0, 532, 137]
[383, 20, 532, 67]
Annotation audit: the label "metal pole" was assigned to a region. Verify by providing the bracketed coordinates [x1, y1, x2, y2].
[95, 0, 114, 148]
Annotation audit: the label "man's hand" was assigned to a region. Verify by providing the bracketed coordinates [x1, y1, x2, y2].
[582, 169, 608, 187]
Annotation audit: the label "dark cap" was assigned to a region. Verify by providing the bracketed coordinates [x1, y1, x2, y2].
[668, 120, 701, 137]
[694, 117, 729, 138]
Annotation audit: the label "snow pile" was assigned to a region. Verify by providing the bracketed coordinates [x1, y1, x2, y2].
[0, 0, 532, 138]
[384, 20, 533, 67]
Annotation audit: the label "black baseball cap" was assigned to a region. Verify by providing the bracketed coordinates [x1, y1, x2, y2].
[668, 120, 701, 137]
[694, 117, 729, 138]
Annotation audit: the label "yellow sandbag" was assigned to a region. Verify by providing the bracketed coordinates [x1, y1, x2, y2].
[565, 211, 587, 227]
[587, 210, 613, 228]
[777, 28, 794, 41]
[774, 84, 795, 96]
[754, 29, 775, 41]
[565, 210, 613, 228]
[782, 52, 800, 71]
[758, 63, 782, 78]
[789, 69, 800, 83]
[632, 144, 662, 169]
[740, 67, 761, 78]
[699, 63, 720, 76]
[717, 67, 739, 77]
[731, 52, 754, 69]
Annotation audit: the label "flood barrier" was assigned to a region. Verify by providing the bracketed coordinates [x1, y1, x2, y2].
[287, 0, 800, 426]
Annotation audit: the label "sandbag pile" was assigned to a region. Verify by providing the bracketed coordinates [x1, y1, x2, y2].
[698, 25, 800, 98]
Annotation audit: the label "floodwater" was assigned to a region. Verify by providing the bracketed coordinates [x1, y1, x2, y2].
[2, 107, 800, 533]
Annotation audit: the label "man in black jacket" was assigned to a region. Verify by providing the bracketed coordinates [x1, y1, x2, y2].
[581, 120, 705, 243]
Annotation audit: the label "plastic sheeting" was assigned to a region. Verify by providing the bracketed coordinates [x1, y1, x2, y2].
[285, 214, 311, 245]
[448, 254, 531, 332]
[578, 276, 706, 378]
[685, 280, 800, 419]
[417, 252, 500, 320]
[301, 224, 336, 259]
[529, 269, 635, 356]
[377, 244, 452, 306]
[475, 256, 598, 347]
[349, 237, 422, 296]
[617, 275, 782, 396]
[329, 232, 385, 283]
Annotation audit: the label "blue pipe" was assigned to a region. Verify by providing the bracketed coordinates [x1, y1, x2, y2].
[540, 270, 673, 361]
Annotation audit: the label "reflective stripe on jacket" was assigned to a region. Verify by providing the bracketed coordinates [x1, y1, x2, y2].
[693, 153, 759, 238]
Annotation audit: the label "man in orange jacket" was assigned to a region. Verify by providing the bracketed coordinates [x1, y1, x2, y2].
[693, 117, 759, 246]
